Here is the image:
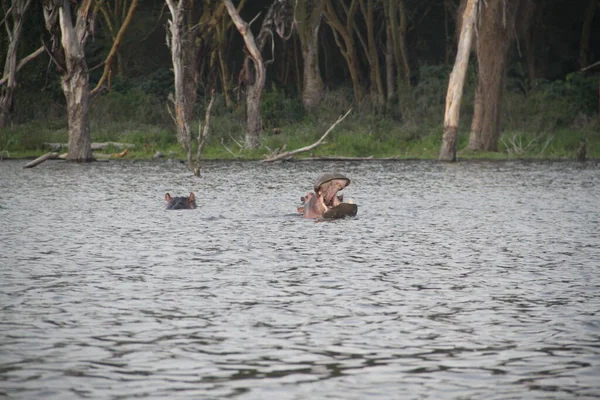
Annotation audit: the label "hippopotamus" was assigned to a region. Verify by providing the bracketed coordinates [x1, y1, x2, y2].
[165, 192, 197, 210]
[297, 173, 358, 219]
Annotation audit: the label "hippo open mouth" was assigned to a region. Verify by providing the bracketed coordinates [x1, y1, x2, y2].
[298, 173, 358, 219]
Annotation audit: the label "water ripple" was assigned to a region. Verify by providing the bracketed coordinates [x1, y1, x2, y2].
[1, 160, 599, 399]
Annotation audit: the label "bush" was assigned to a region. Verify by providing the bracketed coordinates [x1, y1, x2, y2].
[261, 83, 305, 128]
[135, 68, 174, 103]
[90, 88, 169, 127]
[504, 72, 597, 132]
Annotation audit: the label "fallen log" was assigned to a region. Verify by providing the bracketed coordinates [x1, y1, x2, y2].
[296, 156, 400, 161]
[23, 152, 58, 168]
[261, 109, 352, 163]
[44, 142, 135, 151]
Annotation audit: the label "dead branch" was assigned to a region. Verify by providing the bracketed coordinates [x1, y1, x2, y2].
[261, 109, 352, 162]
[229, 134, 244, 149]
[193, 89, 216, 176]
[0, 4, 14, 27]
[0, 46, 44, 86]
[166, 94, 176, 124]
[23, 152, 58, 168]
[221, 138, 243, 159]
[264, 144, 287, 158]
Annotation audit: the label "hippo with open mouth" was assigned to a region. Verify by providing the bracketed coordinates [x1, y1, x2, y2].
[165, 192, 197, 210]
[297, 173, 358, 219]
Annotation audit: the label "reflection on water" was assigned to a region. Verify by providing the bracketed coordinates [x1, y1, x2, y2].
[1, 159, 599, 399]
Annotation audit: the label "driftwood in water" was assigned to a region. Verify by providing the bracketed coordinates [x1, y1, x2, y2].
[261, 109, 352, 162]
[23, 152, 59, 168]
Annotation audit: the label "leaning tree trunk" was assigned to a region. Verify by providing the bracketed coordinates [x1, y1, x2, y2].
[439, 0, 478, 162]
[214, 2, 243, 110]
[43, 0, 94, 162]
[224, 0, 265, 149]
[468, 0, 521, 151]
[324, 0, 364, 103]
[224, 0, 288, 149]
[0, 0, 33, 128]
[296, 0, 325, 110]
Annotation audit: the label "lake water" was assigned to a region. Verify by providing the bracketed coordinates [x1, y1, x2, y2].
[1, 159, 599, 399]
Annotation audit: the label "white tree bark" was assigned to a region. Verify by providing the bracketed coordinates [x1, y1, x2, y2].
[43, 0, 94, 162]
[439, 0, 478, 162]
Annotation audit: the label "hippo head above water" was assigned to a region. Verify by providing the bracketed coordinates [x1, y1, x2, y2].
[165, 192, 197, 210]
[298, 173, 358, 219]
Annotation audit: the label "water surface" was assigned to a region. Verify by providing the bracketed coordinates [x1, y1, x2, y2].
[1, 159, 599, 399]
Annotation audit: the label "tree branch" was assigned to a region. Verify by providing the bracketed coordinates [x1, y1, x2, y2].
[91, 0, 139, 95]
[261, 109, 352, 162]
[0, 45, 44, 86]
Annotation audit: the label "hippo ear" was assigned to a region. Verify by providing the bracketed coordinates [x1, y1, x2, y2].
[165, 193, 172, 202]
[188, 192, 195, 202]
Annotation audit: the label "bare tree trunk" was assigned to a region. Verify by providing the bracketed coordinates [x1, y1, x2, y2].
[244, 82, 263, 149]
[385, 24, 394, 102]
[294, 36, 303, 95]
[225, 0, 288, 149]
[383, 0, 411, 117]
[0, 0, 33, 128]
[396, 0, 411, 86]
[439, 0, 478, 162]
[217, 47, 234, 108]
[296, 0, 325, 109]
[384, 0, 411, 91]
[215, 2, 245, 109]
[193, 89, 216, 177]
[468, 85, 484, 149]
[323, 0, 364, 102]
[468, 0, 521, 152]
[224, 0, 265, 149]
[43, 0, 94, 162]
[64, 61, 93, 161]
[165, 0, 200, 165]
[358, 0, 385, 106]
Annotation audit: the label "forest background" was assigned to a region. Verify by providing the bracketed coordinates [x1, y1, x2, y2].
[1, 0, 599, 164]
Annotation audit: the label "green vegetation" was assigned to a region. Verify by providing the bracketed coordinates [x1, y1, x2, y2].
[2, 68, 598, 161]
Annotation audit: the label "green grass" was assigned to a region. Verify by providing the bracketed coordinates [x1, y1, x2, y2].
[4, 116, 597, 162]
[3, 73, 599, 161]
